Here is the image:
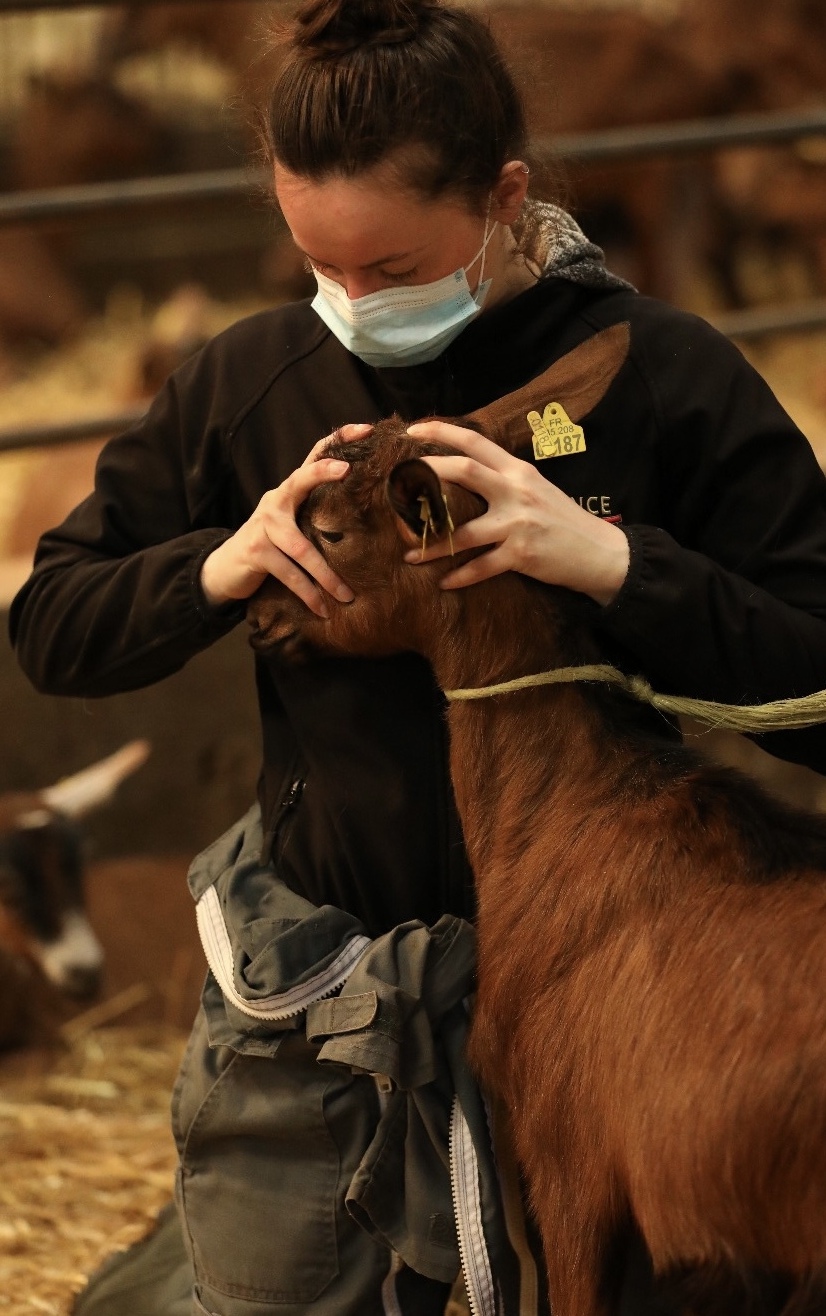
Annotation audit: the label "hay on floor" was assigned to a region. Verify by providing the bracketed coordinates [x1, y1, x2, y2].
[0, 1017, 186, 1315]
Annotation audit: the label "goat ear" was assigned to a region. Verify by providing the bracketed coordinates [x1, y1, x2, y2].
[387, 459, 450, 541]
[467, 321, 630, 452]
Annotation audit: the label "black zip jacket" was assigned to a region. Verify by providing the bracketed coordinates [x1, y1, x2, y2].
[10, 279, 826, 934]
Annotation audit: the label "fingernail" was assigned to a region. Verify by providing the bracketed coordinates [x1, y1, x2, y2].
[406, 424, 426, 435]
[317, 602, 330, 618]
[336, 586, 355, 603]
[329, 460, 349, 473]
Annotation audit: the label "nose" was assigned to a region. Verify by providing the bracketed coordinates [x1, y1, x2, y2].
[61, 961, 102, 999]
[343, 274, 391, 300]
[36, 910, 105, 997]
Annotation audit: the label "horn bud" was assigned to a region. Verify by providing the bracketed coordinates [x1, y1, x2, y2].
[40, 739, 151, 818]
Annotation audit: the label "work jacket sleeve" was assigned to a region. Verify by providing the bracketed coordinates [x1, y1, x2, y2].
[188, 804, 477, 1077]
[593, 310, 826, 771]
[8, 345, 246, 698]
[188, 804, 371, 1050]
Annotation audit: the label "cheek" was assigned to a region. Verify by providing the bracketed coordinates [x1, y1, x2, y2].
[322, 573, 418, 657]
[322, 601, 398, 658]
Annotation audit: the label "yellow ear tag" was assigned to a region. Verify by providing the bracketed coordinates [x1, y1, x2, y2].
[526, 402, 586, 461]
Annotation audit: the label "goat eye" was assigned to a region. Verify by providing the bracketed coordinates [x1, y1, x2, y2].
[317, 529, 344, 544]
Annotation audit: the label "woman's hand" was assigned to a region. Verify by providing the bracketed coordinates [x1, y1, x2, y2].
[200, 424, 372, 616]
[406, 421, 630, 607]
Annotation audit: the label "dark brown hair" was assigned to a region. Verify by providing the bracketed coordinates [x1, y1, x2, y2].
[263, 0, 529, 211]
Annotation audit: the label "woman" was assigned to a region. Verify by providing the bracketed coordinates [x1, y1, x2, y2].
[11, 0, 826, 1312]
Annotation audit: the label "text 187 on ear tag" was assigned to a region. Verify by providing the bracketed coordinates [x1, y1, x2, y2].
[527, 402, 586, 461]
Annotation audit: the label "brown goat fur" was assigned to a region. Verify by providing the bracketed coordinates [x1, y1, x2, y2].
[247, 332, 826, 1315]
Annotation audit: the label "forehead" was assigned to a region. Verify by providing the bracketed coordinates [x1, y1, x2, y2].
[273, 161, 477, 267]
[300, 426, 418, 519]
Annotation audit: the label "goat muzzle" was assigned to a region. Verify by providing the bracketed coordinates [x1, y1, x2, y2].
[246, 580, 314, 660]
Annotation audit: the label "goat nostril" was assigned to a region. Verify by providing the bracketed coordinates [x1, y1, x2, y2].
[63, 964, 102, 1000]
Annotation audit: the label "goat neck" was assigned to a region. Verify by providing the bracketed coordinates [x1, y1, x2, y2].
[432, 578, 640, 900]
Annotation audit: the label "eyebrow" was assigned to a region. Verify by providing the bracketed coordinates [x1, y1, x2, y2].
[303, 244, 428, 271]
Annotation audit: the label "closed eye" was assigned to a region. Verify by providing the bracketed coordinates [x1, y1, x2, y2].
[379, 266, 419, 283]
[317, 529, 344, 543]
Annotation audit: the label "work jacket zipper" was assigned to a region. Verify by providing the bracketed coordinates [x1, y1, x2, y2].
[195, 775, 372, 1022]
[272, 776, 304, 851]
[195, 882, 371, 1022]
[450, 1095, 497, 1316]
[261, 770, 305, 866]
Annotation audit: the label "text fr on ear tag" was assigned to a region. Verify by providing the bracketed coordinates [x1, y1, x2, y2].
[527, 401, 586, 461]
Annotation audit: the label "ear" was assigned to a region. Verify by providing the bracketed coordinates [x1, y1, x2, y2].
[467, 322, 631, 453]
[387, 459, 450, 542]
[491, 160, 531, 226]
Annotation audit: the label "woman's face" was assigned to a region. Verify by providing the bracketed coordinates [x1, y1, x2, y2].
[273, 155, 529, 302]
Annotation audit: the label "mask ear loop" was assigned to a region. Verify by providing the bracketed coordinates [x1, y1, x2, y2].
[466, 194, 496, 295]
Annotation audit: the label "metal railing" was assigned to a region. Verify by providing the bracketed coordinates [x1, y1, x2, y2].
[0, 24, 825, 449]
[7, 302, 823, 453]
[0, 0, 253, 9]
[4, 108, 826, 227]
[0, 168, 270, 225]
[0, 409, 148, 454]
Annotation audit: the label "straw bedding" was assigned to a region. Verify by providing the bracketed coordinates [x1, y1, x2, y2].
[0, 1014, 478, 1316]
[0, 1020, 187, 1315]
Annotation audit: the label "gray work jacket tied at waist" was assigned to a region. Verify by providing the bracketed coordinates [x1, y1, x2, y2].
[188, 805, 522, 1316]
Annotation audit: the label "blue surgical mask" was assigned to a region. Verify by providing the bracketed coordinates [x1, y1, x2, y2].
[311, 215, 496, 368]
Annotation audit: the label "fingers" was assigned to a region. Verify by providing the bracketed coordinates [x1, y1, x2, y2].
[290, 455, 351, 500]
[274, 529, 351, 609]
[398, 452, 508, 565]
[407, 420, 513, 472]
[256, 542, 332, 618]
[253, 457, 357, 609]
[206, 425, 372, 614]
[302, 422, 373, 466]
[251, 428, 374, 611]
[438, 546, 509, 591]
[403, 508, 502, 565]
[418, 453, 502, 501]
[337, 422, 375, 442]
[259, 505, 353, 607]
[200, 518, 340, 616]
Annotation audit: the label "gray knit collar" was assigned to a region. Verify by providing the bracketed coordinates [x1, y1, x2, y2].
[536, 203, 635, 293]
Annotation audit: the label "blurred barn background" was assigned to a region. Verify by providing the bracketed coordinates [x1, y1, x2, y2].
[1, 1, 826, 1309]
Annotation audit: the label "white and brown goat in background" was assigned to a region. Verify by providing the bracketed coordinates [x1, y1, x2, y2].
[248, 326, 826, 1316]
[0, 739, 149, 1001]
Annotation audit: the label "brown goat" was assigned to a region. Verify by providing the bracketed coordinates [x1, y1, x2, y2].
[246, 326, 826, 1315]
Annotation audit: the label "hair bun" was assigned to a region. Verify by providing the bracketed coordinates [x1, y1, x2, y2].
[293, 0, 438, 56]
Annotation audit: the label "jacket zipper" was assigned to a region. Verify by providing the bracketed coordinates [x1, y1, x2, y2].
[196, 883, 371, 1021]
[449, 1095, 496, 1316]
[267, 776, 305, 859]
[278, 777, 304, 829]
